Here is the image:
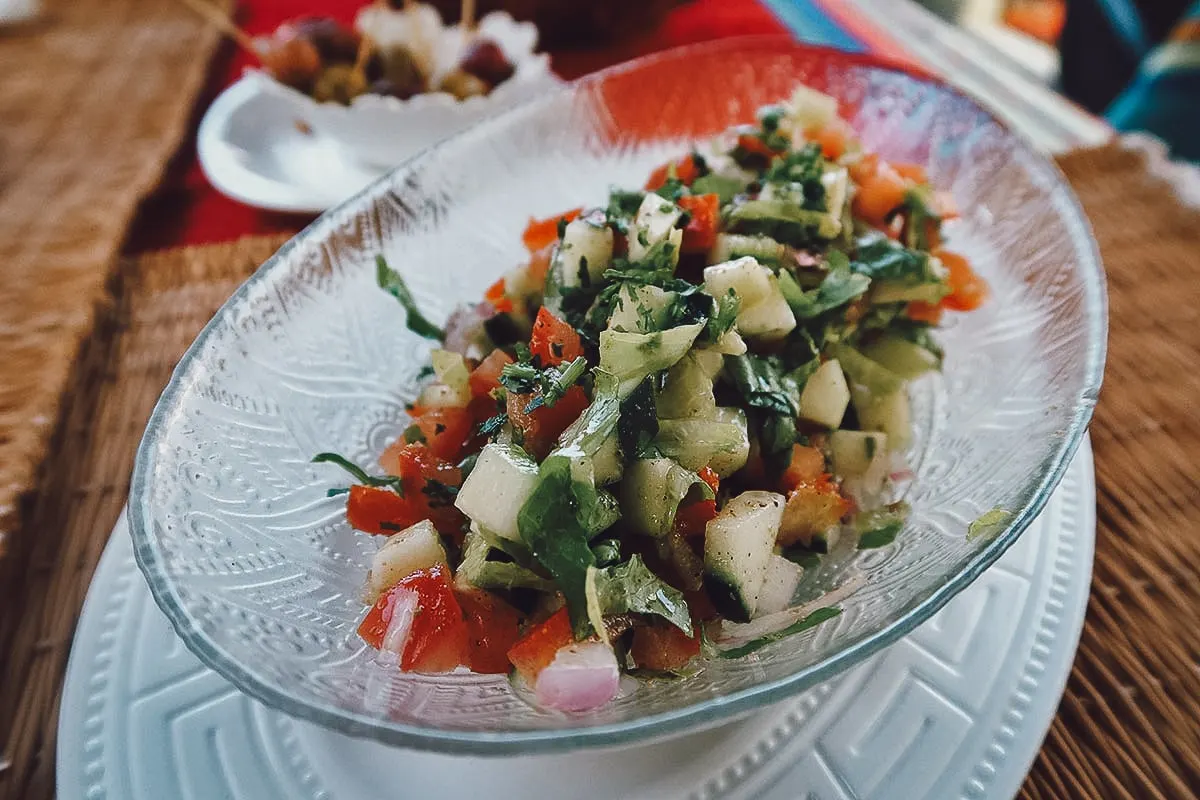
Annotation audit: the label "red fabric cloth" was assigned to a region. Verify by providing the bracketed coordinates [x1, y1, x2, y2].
[125, 0, 787, 252]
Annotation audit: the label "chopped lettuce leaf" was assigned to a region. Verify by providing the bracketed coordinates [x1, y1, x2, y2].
[375, 255, 444, 340]
[594, 555, 693, 636]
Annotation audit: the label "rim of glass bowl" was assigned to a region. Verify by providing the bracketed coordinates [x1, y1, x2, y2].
[129, 37, 1107, 754]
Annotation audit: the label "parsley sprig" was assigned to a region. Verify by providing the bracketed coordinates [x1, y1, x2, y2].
[311, 452, 404, 497]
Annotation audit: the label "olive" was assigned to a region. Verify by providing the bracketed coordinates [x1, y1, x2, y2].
[437, 69, 489, 100]
[312, 64, 369, 105]
[378, 45, 428, 96]
[289, 16, 361, 64]
[254, 34, 322, 91]
[459, 38, 514, 87]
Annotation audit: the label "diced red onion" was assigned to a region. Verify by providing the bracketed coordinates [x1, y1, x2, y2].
[534, 641, 620, 712]
[443, 302, 494, 355]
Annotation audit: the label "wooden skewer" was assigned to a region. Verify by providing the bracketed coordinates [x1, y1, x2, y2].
[460, 0, 476, 32]
[177, 0, 258, 54]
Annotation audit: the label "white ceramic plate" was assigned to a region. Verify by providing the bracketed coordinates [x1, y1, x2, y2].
[196, 75, 388, 215]
[59, 441, 1092, 799]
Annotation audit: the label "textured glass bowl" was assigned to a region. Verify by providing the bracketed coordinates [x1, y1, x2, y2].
[130, 39, 1106, 754]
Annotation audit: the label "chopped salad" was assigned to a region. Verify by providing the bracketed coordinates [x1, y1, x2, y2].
[316, 86, 988, 712]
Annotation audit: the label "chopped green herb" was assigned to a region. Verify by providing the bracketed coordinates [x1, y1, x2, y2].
[712, 606, 841, 659]
[422, 479, 459, 508]
[618, 376, 659, 460]
[402, 424, 426, 444]
[375, 255, 445, 341]
[311, 452, 404, 495]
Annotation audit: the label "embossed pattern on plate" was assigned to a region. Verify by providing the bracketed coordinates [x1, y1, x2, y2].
[60, 443, 1093, 800]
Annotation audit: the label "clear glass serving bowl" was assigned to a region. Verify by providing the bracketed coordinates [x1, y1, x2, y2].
[130, 38, 1106, 754]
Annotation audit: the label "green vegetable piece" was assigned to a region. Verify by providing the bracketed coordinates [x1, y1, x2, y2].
[828, 343, 906, 397]
[375, 255, 445, 340]
[691, 173, 748, 205]
[599, 323, 704, 397]
[855, 502, 911, 550]
[311, 452, 403, 495]
[779, 253, 871, 320]
[967, 508, 1013, 541]
[594, 555, 693, 636]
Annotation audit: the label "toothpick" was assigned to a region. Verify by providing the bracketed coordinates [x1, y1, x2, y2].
[354, 32, 374, 77]
[178, 0, 257, 54]
[461, 0, 476, 32]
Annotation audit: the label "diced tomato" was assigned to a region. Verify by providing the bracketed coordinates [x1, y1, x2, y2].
[736, 133, 780, 160]
[374, 443, 467, 540]
[779, 444, 826, 493]
[810, 122, 850, 160]
[936, 250, 989, 312]
[677, 193, 720, 254]
[507, 606, 573, 682]
[358, 564, 468, 672]
[854, 163, 908, 228]
[683, 587, 719, 622]
[457, 589, 524, 674]
[848, 152, 880, 185]
[409, 408, 473, 462]
[507, 384, 589, 461]
[484, 278, 514, 314]
[526, 244, 555, 285]
[905, 300, 944, 325]
[529, 307, 584, 366]
[644, 153, 701, 190]
[892, 162, 928, 183]
[696, 466, 719, 495]
[346, 485, 422, 536]
[469, 349, 513, 398]
[630, 623, 701, 672]
[777, 476, 851, 548]
[522, 208, 582, 253]
[673, 466, 720, 538]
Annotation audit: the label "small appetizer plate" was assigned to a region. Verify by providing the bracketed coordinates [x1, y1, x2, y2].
[59, 442, 1093, 799]
[197, 74, 387, 214]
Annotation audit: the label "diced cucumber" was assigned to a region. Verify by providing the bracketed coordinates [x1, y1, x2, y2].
[416, 380, 469, 409]
[709, 233, 787, 266]
[830, 430, 889, 496]
[656, 352, 717, 420]
[454, 443, 540, 540]
[618, 458, 712, 538]
[703, 257, 774, 306]
[591, 432, 623, 486]
[703, 491, 786, 622]
[655, 409, 750, 476]
[690, 346, 726, 380]
[808, 526, 844, 554]
[797, 359, 850, 429]
[691, 172, 748, 205]
[629, 193, 683, 264]
[606, 284, 675, 333]
[598, 323, 704, 397]
[820, 166, 849, 225]
[852, 387, 912, 451]
[362, 519, 448, 603]
[703, 258, 796, 340]
[871, 280, 950, 305]
[861, 335, 940, 379]
[555, 216, 614, 289]
[727, 198, 841, 241]
[829, 343, 906, 397]
[754, 554, 804, 617]
[784, 85, 838, 134]
[735, 287, 796, 340]
[431, 350, 470, 395]
[456, 527, 555, 592]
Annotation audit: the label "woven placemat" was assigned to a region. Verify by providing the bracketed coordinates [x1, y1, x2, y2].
[0, 0, 231, 563]
[2, 143, 1199, 799]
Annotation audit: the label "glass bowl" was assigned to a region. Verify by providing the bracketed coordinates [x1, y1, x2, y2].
[130, 38, 1106, 754]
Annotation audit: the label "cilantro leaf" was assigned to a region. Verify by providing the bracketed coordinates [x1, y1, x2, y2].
[855, 501, 911, 549]
[618, 377, 659, 461]
[312, 452, 404, 495]
[723, 354, 799, 417]
[594, 555, 693, 636]
[375, 255, 444, 340]
[779, 252, 871, 319]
